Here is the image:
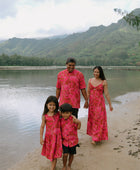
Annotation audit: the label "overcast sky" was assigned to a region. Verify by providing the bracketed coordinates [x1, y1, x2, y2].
[0, 0, 139, 40]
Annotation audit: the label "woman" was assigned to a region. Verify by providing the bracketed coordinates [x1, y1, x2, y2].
[87, 66, 113, 144]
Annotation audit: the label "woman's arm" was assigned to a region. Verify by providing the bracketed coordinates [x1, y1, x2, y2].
[104, 80, 113, 111]
[40, 115, 46, 145]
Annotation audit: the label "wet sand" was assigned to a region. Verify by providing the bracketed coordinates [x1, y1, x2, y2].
[8, 96, 140, 170]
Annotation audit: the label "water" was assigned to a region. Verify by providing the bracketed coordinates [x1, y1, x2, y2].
[0, 67, 140, 170]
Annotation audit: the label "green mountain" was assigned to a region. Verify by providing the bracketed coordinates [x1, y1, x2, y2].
[0, 8, 140, 66]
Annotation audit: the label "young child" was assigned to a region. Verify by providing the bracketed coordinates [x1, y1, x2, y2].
[40, 96, 62, 170]
[59, 103, 81, 170]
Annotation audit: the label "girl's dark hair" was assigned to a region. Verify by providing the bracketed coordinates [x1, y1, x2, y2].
[43, 96, 59, 115]
[59, 103, 73, 113]
[93, 66, 106, 80]
[66, 57, 76, 64]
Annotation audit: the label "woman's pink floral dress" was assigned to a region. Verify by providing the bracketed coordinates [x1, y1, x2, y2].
[87, 80, 108, 142]
[41, 112, 62, 161]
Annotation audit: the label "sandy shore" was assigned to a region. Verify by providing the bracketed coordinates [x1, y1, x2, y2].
[8, 97, 140, 170]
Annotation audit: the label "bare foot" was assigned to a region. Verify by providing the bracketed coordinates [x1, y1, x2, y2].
[67, 166, 71, 170]
[91, 141, 96, 145]
[62, 166, 67, 170]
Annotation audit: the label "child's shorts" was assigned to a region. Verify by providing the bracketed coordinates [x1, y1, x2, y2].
[62, 144, 79, 155]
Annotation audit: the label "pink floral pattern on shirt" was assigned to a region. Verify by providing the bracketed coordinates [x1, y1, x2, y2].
[56, 69, 86, 108]
[87, 80, 108, 142]
[60, 115, 78, 147]
[41, 112, 62, 161]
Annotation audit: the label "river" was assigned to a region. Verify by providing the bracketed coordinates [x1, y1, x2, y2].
[0, 66, 140, 170]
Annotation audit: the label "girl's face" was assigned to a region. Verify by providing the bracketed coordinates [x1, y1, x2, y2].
[47, 102, 56, 112]
[93, 68, 100, 78]
[61, 112, 71, 120]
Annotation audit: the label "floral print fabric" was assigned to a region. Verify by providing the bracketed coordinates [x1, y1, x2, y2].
[56, 69, 86, 108]
[41, 112, 62, 161]
[60, 115, 78, 147]
[87, 80, 108, 141]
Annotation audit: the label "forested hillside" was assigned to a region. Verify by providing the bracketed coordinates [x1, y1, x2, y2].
[0, 8, 140, 66]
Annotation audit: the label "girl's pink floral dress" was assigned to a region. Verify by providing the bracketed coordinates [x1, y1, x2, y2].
[87, 80, 108, 142]
[41, 112, 62, 161]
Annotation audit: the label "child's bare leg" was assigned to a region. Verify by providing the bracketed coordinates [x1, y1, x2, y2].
[62, 153, 68, 170]
[67, 154, 74, 170]
[51, 158, 57, 170]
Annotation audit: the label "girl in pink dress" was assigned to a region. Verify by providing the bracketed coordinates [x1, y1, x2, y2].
[40, 96, 62, 170]
[87, 66, 113, 145]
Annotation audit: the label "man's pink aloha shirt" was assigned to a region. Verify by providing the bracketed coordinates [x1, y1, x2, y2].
[56, 69, 86, 108]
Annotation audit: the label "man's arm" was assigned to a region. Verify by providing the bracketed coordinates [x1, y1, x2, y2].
[56, 88, 60, 99]
[81, 88, 88, 108]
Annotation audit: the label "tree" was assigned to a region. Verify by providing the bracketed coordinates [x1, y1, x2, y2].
[114, 8, 140, 30]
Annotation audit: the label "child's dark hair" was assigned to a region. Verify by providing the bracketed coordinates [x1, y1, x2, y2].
[59, 103, 73, 113]
[93, 66, 106, 80]
[43, 96, 59, 115]
[66, 57, 76, 64]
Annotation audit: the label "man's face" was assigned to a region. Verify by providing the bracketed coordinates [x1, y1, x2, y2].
[66, 62, 75, 73]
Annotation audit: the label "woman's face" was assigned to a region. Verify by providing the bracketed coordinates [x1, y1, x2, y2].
[93, 68, 100, 78]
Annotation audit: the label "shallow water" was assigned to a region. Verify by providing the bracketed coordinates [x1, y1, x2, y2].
[0, 68, 140, 170]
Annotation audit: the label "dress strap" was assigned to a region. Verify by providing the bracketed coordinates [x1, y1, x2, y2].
[89, 78, 92, 84]
[102, 80, 105, 85]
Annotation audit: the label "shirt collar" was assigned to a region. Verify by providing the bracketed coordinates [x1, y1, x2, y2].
[62, 115, 73, 121]
[66, 69, 75, 74]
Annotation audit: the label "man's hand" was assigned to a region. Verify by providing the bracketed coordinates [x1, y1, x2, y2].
[84, 101, 88, 108]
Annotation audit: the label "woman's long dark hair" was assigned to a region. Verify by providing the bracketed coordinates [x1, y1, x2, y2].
[43, 96, 59, 115]
[93, 66, 106, 80]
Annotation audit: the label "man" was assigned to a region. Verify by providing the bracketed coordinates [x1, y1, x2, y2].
[56, 57, 88, 118]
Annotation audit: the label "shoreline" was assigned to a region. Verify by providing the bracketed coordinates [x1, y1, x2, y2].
[8, 94, 140, 170]
[0, 65, 140, 70]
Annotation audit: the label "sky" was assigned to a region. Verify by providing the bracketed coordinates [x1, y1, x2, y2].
[0, 0, 139, 40]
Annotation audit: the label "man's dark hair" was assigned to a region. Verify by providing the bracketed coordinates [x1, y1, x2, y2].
[66, 57, 76, 64]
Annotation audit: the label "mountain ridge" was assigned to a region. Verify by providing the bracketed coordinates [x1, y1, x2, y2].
[0, 8, 140, 66]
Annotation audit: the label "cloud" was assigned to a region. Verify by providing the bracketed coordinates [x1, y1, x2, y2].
[0, 0, 48, 19]
[51, 0, 71, 4]
[36, 26, 68, 37]
[0, 0, 18, 18]
[0, 0, 139, 39]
